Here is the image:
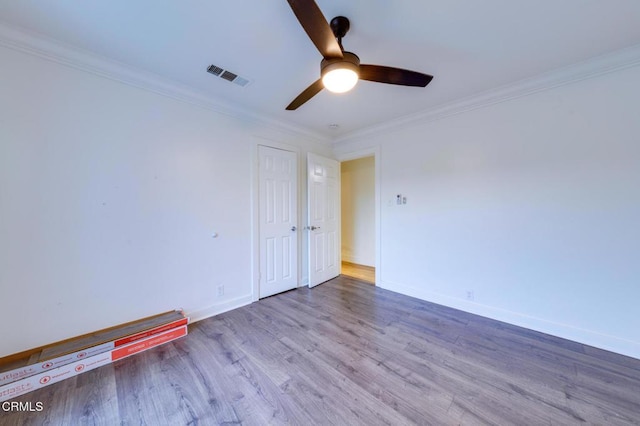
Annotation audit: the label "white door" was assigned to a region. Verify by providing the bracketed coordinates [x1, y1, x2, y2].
[259, 146, 298, 298]
[308, 153, 340, 287]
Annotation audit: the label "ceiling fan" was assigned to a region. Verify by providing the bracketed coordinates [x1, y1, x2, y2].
[285, 0, 434, 110]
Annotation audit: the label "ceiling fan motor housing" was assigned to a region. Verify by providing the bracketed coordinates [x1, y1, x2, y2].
[321, 51, 360, 77]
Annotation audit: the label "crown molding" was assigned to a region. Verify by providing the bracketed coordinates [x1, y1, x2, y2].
[3, 21, 639, 148]
[333, 43, 640, 146]
[0, 21, 331, 145]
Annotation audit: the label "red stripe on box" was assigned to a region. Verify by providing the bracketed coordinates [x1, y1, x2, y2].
[113, 317, 188, 347]
[111, 326, 187, 361]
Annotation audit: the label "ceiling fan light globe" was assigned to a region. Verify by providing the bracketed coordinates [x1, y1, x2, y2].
[322, 68, 359, 93]
[320, 52, 360, 93]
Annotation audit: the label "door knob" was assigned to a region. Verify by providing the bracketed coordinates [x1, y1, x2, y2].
[291, 226, 296, 232]
[310, 226, 320, 231]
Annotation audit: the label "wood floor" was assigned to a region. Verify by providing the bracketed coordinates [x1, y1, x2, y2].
[341, 261, 375, 284]
[4, 276, 640, 425]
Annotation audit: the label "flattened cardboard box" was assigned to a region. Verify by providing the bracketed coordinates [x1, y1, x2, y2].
[0, 325, 188, 402]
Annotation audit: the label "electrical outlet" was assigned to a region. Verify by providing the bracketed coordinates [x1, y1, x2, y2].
[466, 290, 474, 301]
[217, 285, 224, 297]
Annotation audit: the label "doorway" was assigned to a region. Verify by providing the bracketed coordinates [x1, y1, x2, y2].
[340, 156, 376, 284]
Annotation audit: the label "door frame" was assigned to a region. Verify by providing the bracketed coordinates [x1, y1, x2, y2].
[251, 140, 302, 302]
[336, 147, 381, 285]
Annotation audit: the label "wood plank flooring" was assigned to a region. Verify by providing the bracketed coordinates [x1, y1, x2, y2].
[341, 261, 375, 284]
[3, 276, 640, 425]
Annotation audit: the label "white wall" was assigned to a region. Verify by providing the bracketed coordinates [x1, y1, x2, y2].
[341, 157, 375, 266]
[334, 64, 640, 359]
[0, 44, 331, 357]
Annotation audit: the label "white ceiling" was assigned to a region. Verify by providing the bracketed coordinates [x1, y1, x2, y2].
[2, 1, 640, 139]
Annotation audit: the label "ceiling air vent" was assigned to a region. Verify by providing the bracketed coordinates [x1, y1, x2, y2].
[207, 64, 251, 88]
[206, 65, 223, 76]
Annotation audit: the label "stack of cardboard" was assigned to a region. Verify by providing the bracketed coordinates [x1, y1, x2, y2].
[0, 310, 188, 402]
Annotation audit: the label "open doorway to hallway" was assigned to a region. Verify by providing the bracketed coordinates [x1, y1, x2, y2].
[340, 156, 375, 284]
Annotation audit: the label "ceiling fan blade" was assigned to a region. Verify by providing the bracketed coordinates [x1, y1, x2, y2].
[286, 0, 343, 59]
[286, 79, 324, 110]
[359, 64, 433, 87]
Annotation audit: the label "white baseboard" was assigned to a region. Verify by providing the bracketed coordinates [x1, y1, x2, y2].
[379, 279, 640, 361]
[187, 294, 253, 324]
